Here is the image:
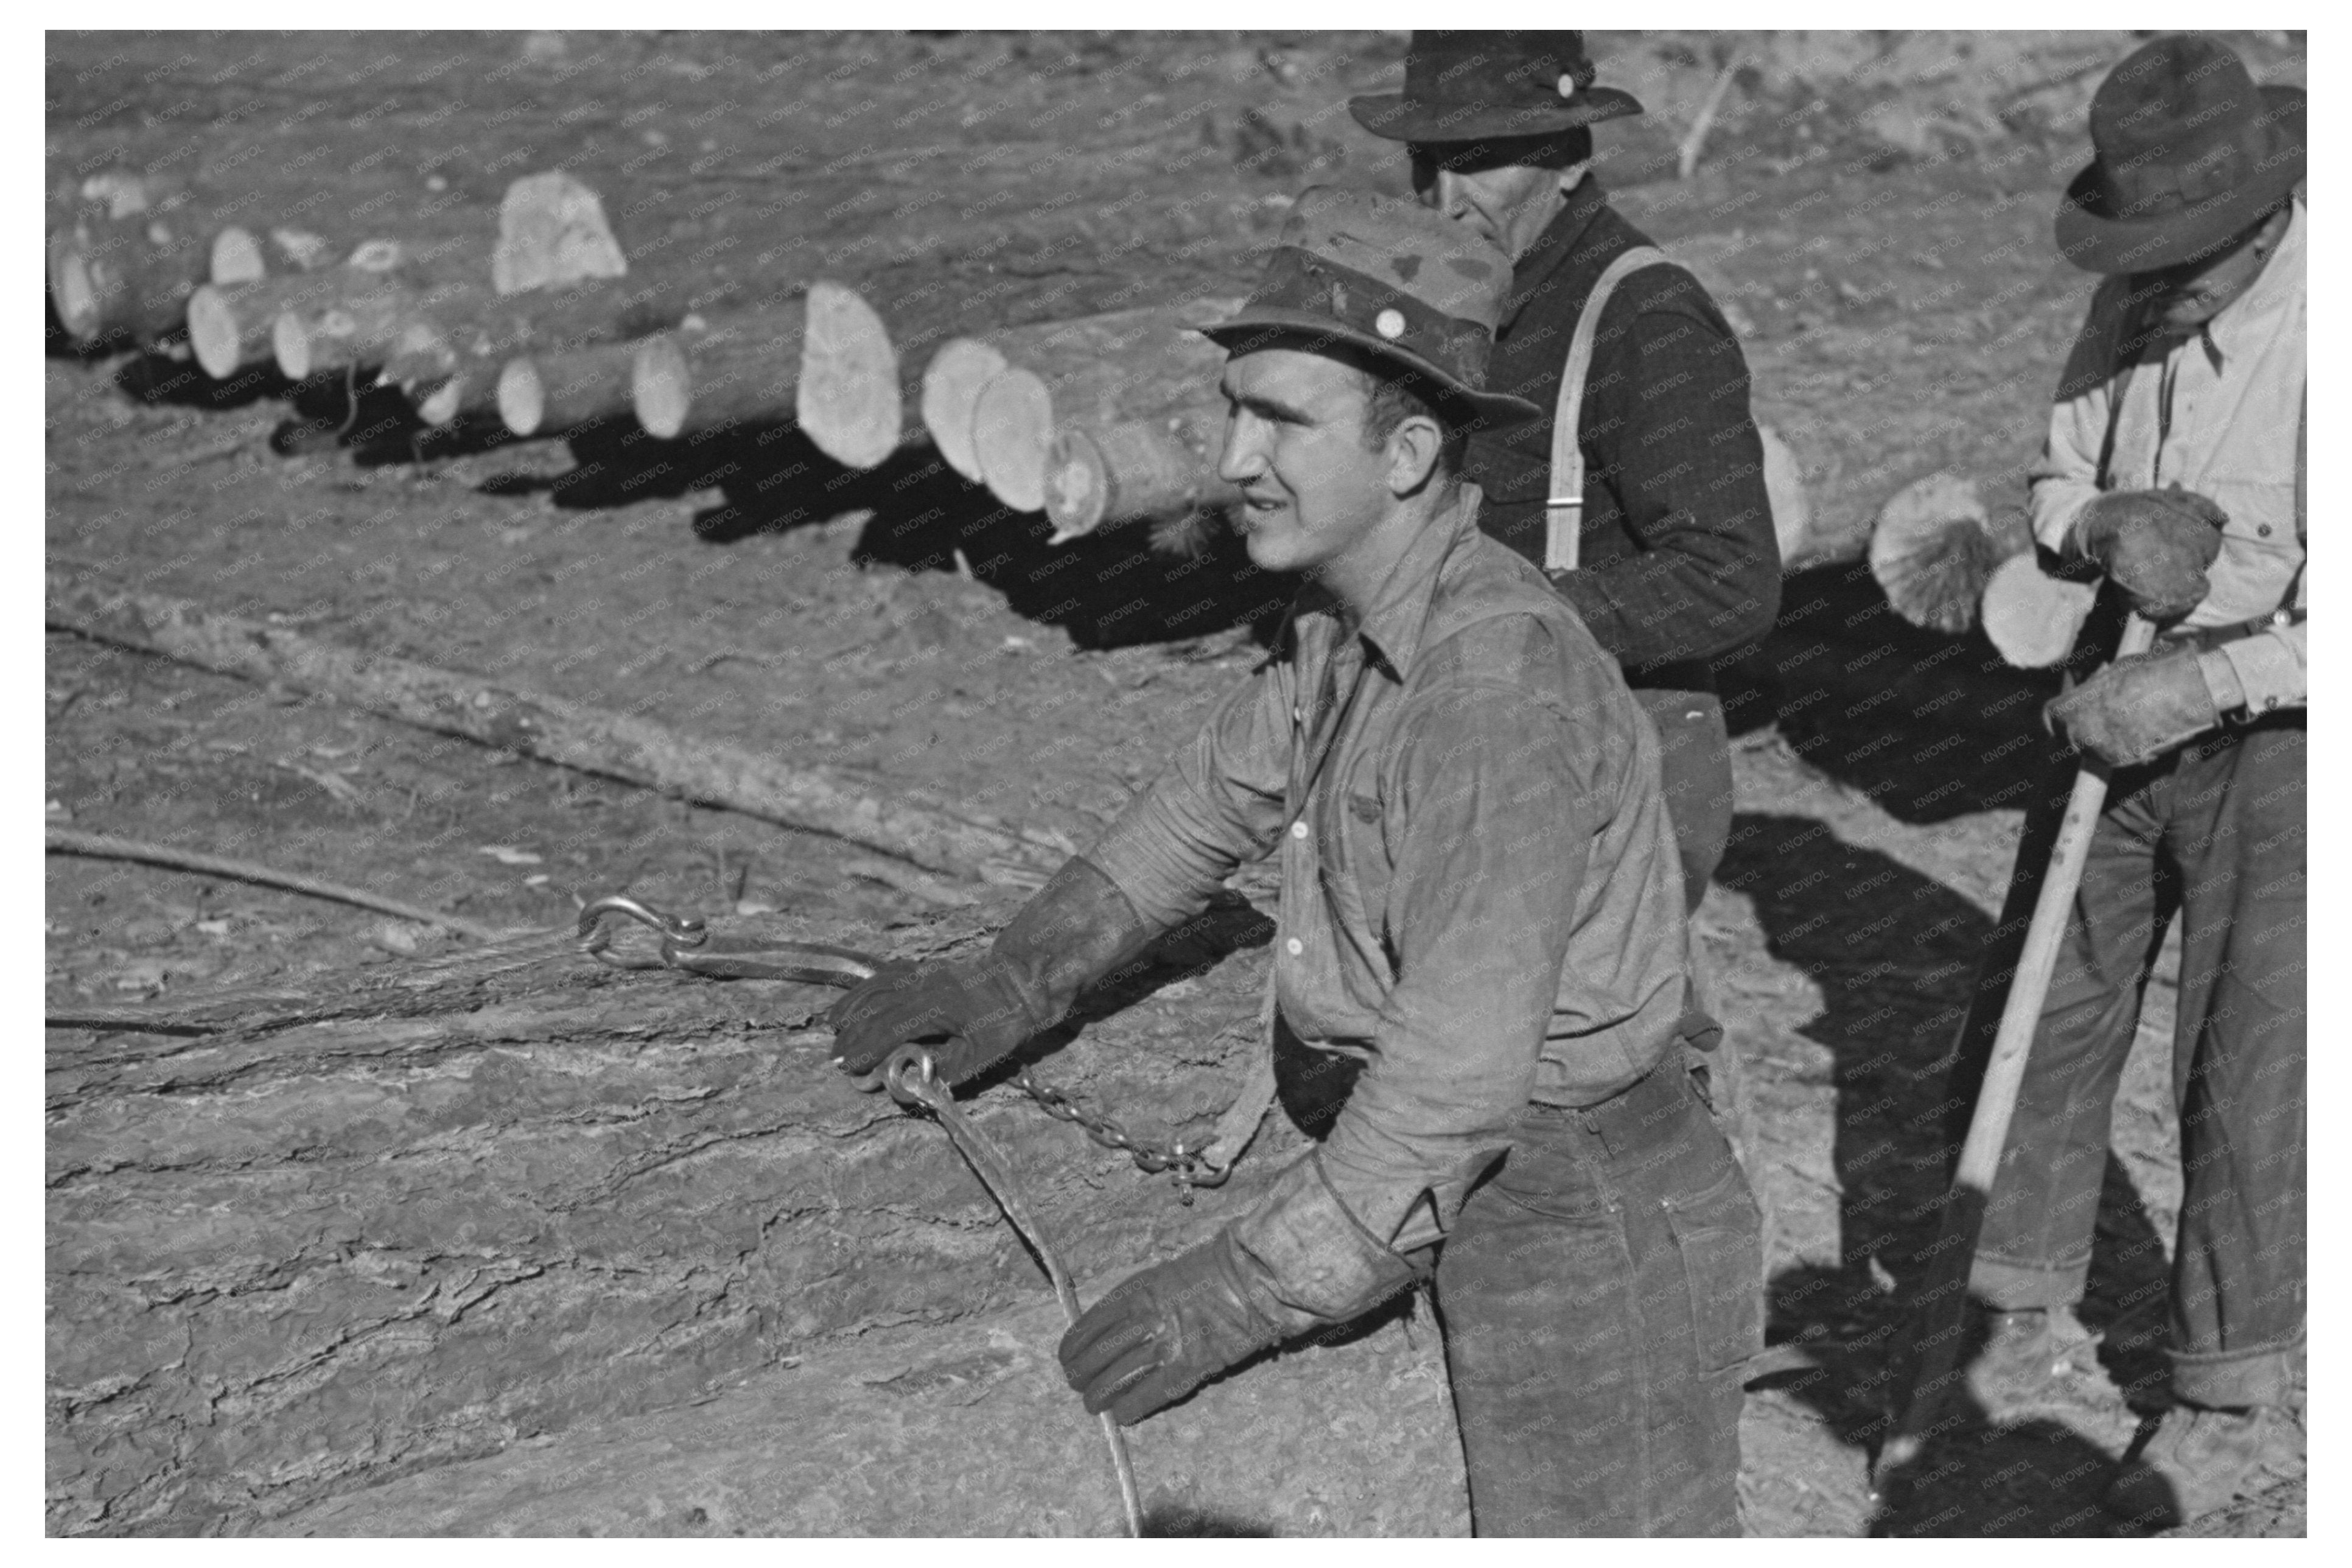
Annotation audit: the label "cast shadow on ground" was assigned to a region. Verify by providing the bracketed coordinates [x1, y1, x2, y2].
[1720, 811, 2177, 1535]
[1720, 561, 2065, 827]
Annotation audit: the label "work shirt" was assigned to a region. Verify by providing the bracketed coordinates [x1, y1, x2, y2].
[2028, 198, 2307, 712]
[1464, 173, 1782, 691]
[1090, 488, 1689, 1250]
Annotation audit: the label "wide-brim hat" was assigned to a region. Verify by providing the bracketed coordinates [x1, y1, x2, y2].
[1199, 186, 1542, 429]
[1349, 31, 1642, 145]
[2055, 34, 2306, 275]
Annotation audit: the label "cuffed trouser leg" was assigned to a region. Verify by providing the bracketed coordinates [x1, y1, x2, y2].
[1437, 1066, 1762, 1536]
[2160, 721, 2305, 1409]
[1971, 771, 2173, 1312]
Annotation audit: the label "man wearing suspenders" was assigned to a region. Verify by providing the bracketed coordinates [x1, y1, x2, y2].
[1351, 32, 1783, 922]
[1965, 37, 2306, 1528]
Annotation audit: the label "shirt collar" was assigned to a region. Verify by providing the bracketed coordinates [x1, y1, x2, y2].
[2202, 197, 2305, 363]
[1294, 486, 1486, 682]
[1497, 172, 1612, 332]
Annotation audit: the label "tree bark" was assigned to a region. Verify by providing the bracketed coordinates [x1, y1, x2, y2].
[956, 299, 1241, 514]
[45, 565, 1065, 881]
[629, 283, 899, 469]
[46, 898, 1318, 1536]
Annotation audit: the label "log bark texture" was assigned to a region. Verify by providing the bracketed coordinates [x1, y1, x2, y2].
[1044, 408, 1239, 545]
[959, 299, 1241, 514]
[50, 197, 269, 346]
[631, 282, 898, 469]
[45, 565, 1065, 881]
[498, 341, 646, 438]
[44, 898, 1375, 1536]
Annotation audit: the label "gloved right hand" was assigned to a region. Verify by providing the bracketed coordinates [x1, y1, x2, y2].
[827, 955, 1039, 1088]
[2073, 486, 2227, 623]
[827, 856, 1152, 1092]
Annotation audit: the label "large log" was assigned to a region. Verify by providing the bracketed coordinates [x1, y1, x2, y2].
[187, 267, 410, 381]
[1044, 407, 1239, 545]
[630, 282, 898, 469]
[497, 341, 646, 438]
[46, 896, 1354, 1536]
[49, 198, 268, 346]
[956, 299, 1242, 514]
[44, 565, 1066, 882]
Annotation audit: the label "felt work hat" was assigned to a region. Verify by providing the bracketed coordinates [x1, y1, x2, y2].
[1349, 32, 1642, 145]
[1200, 186, 1542, 428]
[2055, 33, 2306, 275]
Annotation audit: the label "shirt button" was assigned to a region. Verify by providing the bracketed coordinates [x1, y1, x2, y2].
[2258, 524, 2273, 537]
[1290, 821, 1309, 839]
[1286, 937, 1304, 956]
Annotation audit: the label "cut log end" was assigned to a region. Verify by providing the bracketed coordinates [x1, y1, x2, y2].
[796, 281, 898, 470]
[1981, 553, 2097, 670]
[971, 369, 1055, 514]
[271, 312, 312, 380]
[417, 378, 464, 427]
[921, 339, 1010, 481]
[1758, 424, 1811, 565]
[1871, 472, 2000, 635]
[498, 359, 547, 437]
[48, 237, 97, 341]
[1043, 418, 1238, 545]
[209, 227, 266, 286]
[185, 284, 240, 379]
[632, 336, 691, 441]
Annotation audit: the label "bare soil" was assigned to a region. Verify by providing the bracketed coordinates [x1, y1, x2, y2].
[46, 30, 2305, 1538]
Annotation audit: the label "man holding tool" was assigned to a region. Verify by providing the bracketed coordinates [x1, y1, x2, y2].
[830, 187, 1762, 1536]
[1959, 35, 2305, 1528]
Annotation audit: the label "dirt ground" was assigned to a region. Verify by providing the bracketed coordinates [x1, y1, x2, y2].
[46, 30, 2306, 1538]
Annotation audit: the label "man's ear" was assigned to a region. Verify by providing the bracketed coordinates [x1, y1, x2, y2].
[1385, 412, 1445, 497]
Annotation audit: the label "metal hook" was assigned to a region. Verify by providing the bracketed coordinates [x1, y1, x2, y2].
[576, 894, 707, 965]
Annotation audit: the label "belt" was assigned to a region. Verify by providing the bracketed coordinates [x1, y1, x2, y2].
[1528, 1055, 1695, 1158]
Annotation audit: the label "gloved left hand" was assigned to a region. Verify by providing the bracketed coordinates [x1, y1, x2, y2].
[2046, 648, 2220, 767]
[827, 955, 1038, 1087]
[1057, 1230, 1285, 1426]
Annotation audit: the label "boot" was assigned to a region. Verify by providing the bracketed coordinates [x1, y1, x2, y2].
[1963, 1304, 2095, 1415]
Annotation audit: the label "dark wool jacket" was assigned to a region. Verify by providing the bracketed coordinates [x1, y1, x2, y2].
[1461, 175, 1782, 693]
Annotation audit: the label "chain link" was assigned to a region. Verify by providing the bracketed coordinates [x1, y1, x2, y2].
[1013, 1065, 1228, 1203]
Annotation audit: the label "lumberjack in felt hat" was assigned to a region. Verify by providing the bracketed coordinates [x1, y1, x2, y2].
[1197, 185, 1541, 430]
[2054, 32, 2305, 275]
[1348, 30, 1642, 143]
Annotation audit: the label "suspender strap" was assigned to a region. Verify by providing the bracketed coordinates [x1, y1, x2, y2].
[1544, 243, 1671, 573]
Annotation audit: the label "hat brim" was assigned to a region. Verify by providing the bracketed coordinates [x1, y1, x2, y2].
[1195, 307, 1543, 430]
[2054, 85, 2305, 274]
[1348, 86, 1643, 144]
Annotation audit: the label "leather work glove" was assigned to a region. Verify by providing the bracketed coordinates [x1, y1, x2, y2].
[1060, 1154, 1417, 1424]
[2073, 486, 2227, 623]
[828, 856, 1149, 1088]
[2046, 648, 2220, 768]
[1057, 1228, 1287, 1426]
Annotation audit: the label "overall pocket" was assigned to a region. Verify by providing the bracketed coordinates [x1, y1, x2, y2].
[1662, 1160, 1765, 1372]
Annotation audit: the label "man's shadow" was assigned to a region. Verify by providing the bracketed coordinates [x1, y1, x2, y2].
[1720, 811, 2175, 1535]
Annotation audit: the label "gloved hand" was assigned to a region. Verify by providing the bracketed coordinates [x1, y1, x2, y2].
[1057, 1230, 1286, 1426]
[826, 954, 1038, 1086]
[2046, 648, 2220, 767]
[828, 856, 1150, 1089]
[2073, 486, 2227, 623]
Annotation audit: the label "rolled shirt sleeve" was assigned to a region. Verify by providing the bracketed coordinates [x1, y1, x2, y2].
[2028, 276, 2132, 556]
[1314, 681, 1591, 1251]
[1087, 650, 1292, 932]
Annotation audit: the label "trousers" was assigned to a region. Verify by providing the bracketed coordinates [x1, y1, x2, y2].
[1970, 716, 2305, 1409]
[1434, 1063, 1763, 1535]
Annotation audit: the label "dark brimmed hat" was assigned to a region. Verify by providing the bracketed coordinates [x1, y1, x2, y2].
[2056, 34, 2306, 275]
[1349, 32, 1642, 145]
[1199, 186, 1541, 428]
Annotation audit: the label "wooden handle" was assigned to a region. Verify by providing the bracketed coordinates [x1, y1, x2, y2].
[1875, 611, 2153, 1486]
